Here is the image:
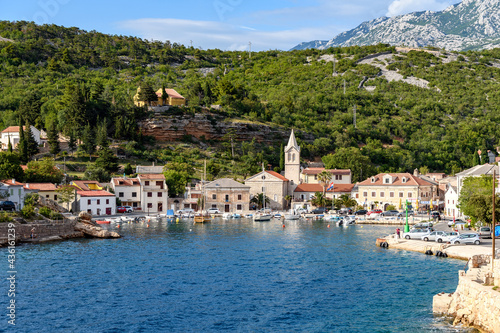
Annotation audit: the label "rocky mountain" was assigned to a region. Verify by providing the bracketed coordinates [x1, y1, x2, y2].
[291, 0, 500, 51]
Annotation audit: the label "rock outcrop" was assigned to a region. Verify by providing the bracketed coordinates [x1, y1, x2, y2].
[75, 212, 121, 239]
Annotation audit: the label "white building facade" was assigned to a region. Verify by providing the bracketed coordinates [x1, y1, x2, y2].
[138, 174, 168, 214]
[77, 190, 116, 216]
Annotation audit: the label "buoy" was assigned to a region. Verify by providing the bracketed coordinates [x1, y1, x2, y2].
[282, 224, 285, 228]
[327, 224, 330, 228]
[176, 218, 179, 223]
[361, 226, 364, 228]
[116, 225, 120, 228]
[147, 224, 149, 227]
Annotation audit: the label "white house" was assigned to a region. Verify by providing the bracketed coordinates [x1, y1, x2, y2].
[77, 190, 116, 216]
[111, 177, 141, 210]
[0, 179, 27, 210]
[137, 174, 168, 214]
[444, 185, 459, 218]
[1, 126, 41, 150]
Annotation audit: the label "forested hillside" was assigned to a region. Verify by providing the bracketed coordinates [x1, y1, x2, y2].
[2, 21, 500, 183]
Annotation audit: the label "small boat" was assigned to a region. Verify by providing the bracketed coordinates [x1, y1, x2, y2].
[194, 212, 211, 223]
[231, 213, 241, 219]
[222, 213, 232, 220]
[273, 213, 283, 219]
[244, 213, 253, 218]
[284, 214, 300, 220]
[96, 220, 110, 224]
[253, 212, 272, 222]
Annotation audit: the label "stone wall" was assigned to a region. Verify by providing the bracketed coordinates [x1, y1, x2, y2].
[447, 270, 500, 332]
[0, 220, 81, 243]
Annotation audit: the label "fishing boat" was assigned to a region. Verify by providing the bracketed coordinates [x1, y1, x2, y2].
[284, 209, 300, 220]
[95, 220, 110, 224]
[253, 212, 272, 222]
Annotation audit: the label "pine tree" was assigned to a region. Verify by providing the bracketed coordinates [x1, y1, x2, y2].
[7, 136, 12, 153]
[68, 130, 77, 156]
[473, 150, 480, 166]
[81, 124, 96, 160]
[47, 120, 60, 156]
[137, 82, 158, 106]
[161, 83, 167, 106]
[96, 121, 109, 149]
[25, 122, 39, 160]
[18, 120, 28, 163]
[279, 143, 284, 172]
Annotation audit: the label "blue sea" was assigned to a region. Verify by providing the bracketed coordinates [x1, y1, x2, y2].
[1, 219, 472, 332]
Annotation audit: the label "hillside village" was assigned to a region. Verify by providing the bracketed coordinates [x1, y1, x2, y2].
[1, 126, 497, 220]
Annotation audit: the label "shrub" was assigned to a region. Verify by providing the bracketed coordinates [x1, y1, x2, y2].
[0, 211, 12, 223]
[21, 204, 35, 219]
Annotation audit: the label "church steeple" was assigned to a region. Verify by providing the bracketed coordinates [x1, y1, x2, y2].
[284, 130, 300, 189]
[285, 129, 300, 153]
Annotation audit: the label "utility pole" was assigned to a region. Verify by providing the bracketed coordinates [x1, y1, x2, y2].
[493, 169, 496, 271]
[248, 42, 252, 59]
[353, 105, 357, 128]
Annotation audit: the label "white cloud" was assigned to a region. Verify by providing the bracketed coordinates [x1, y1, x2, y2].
[386, 0, 452, 16]
[117, 18, 340, 51]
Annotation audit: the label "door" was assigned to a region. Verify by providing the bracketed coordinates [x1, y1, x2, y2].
[225, 204, 230, 212]
[158, 202, 163, 212]
[106, 207, 112, 215]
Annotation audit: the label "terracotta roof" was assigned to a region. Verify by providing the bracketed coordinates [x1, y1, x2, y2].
[358, 173, 433, 187]
[77, 190, 115, 197]
[165, 89, 185, 99]
[2, 126, 25, 133]
[71, 180, 103, 191]
[1, 179, 24, 186]
[21, 165, 28, 171]
[138, 174, 165, 180]
[294, 183, 354, 193]
[301, 168, 351, 175]
[24, 183, 57, 191]
[112, 177, 140, 186]
[266, 170, 288, 181]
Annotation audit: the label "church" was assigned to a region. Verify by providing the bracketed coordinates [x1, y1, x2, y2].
[244, 130, 301, 210]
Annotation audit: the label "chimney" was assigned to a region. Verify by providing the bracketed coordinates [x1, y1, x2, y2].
[12, 178, 15, 184]
[26, 183, 29, 189]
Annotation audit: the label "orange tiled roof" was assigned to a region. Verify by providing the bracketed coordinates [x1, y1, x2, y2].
[138, 174, 165, 180]
[266, 170, 288, 181]
[25, 183, 57, 191]
[1, 179, 24, 186]
[165, 89, 185, 99]
[112, 178, 140, 186]
[71, 180, 103, 191]
[77, 190, 115, 197]
[2, 126, 26, 133]
[358, 173, 433, 186]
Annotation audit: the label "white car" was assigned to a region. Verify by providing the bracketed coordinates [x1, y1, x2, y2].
[207, 208, 221, 214]
[435, 231, 460, 243]
[449, 233, 481, 245]
[448, 219, 466, 227]
[403, 228, 432, 239]
[421, 231, 447, 241]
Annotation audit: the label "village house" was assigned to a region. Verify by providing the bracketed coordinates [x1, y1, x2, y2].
[245, 170, 289, 210]
[0, 179, 27, 210]
[70, 180, 104, 191]
[133, 87, 186, 107]
[0, 125, 41, 150]
[300, 168, 352, 185]
[77, 190, 116, 216]
[25, 183, 58, 202]
[444, 185, 459, 218]
[356, 173, 436, 211]
[293, 183, 355, 210]
[204, 178, 250, 213]
[137, 174, 168, 214]
[111, 177, 141, 210]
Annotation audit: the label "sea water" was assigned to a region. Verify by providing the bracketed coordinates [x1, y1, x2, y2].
[1, 219, 472, 332]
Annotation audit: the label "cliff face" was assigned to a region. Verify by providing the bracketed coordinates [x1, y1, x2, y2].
[139, 113, 309, 143]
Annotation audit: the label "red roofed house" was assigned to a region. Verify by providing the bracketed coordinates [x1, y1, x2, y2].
[245, 170, 290, 210]
[70, 180, 104, 191]
[0, 179, 27, 210]
[356, 173, 437, 211]
[24, 183, 58, 202]
[137, 174, 168, 214]
[78, 190, 116, 216]
[1, 125, 41, 150]
[110, 177, 141, 210]
[300, 168, 351, 185]
[133, 87, 186, 107]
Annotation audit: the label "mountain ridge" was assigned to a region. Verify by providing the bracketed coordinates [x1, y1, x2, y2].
[291, 0, 500, 51]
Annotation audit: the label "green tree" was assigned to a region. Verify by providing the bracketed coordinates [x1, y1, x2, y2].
[25, 122, 39, 160]
[0, 152, 24, 181]
[124, 163, 134, 175]
[84, 165, 110, 182]
[472, 151, 480, 166]
[206, 160, 220, 180]
[18, 91, 42, 128]
[81, 124, 96, 159]
[322, 147, 376, 183]
[163, 169, 189, 197]
[18, 120, 27, 163]
[7, 136, 12, 153]
[137, 82, 158, 106]
[56, 185, 76, 211]
[338, 194, 357, 208]
[24, 158, 64, 184]
[96, 121, 109, 148]
[317, 170, 331, 199]
[47, 120, 60, 156]
[250, 193, 270, 209]
[311, 191, 327, 208]
[458, 175, 500, 226]
[279, 143, 284, 172]
[68, 130, 77, 156]
[95, 146, 119, 173]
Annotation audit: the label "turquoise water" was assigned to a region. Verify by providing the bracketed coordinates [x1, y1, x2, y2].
[2, 219, 469, 332]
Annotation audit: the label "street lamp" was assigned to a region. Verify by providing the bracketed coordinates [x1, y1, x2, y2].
[404, 200, 410, 233]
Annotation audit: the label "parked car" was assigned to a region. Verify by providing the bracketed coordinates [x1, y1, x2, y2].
[403, 228, 432, 239]
[449, 233, 481, 245]
[207, 208, 221, 214]
[339, 207, 353, 215]
[117, 206, 133, 213]
[421, 231, 447, 241]
[354, 209, 368, 215]
[435, 231, 460, 243]
[178, 208, 195, 215]
[414, 221, 434, 229]
[311, 207, 328, 214]
[380, 210, 399, 217]
[397, 210, 414, 218]
[0, 201, 15, 211]
[447, 219, 466, 227]
[478, 226, 492, 239]
[367, 209, 382, 215]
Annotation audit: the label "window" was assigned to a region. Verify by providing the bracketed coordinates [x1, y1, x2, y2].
[363, 192, 368, 197]
[399, 192, 404, 198]
[147, 192, 152, 197]
[356, 193, 359, 198]
[237, 204, 242, 210]
[145, 181, 150, 186]
[390, 192, 394, 198]
[274, 195, 277, 201]
[132, 192, 137, 197]
[54, 195, 57, 201]
[238, 194, 242, 200]
[225, 194, 229, 202]
[156, 181, 163, 189]
[314, 175, 318, 180]
[147, 203, 152, 208]
[371, 192, 376, 197]
[97, 199, 100, 204]
[158, 192, 162, 197]
[408, 192, 413, 198]
[133, 202, 138, 207]
[380, 192, 385, 197]
[212, 194, 217, 200]
[287, 153, 291, 161]
[119, 192, 124, 197]
[384, 178, 390, 184]
[371, 177, 375, 183]
[46, 195, 49, 198]
[88, 199, 91, 205]
[292, 154, 295, 162]
[106, 199, 109, 204]
[339, 175, 342, 180]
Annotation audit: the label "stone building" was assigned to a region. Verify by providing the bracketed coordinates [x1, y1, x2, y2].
[204, 178, 250, 213]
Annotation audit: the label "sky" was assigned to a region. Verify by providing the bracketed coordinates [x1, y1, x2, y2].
[0, 0, 458, 51]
